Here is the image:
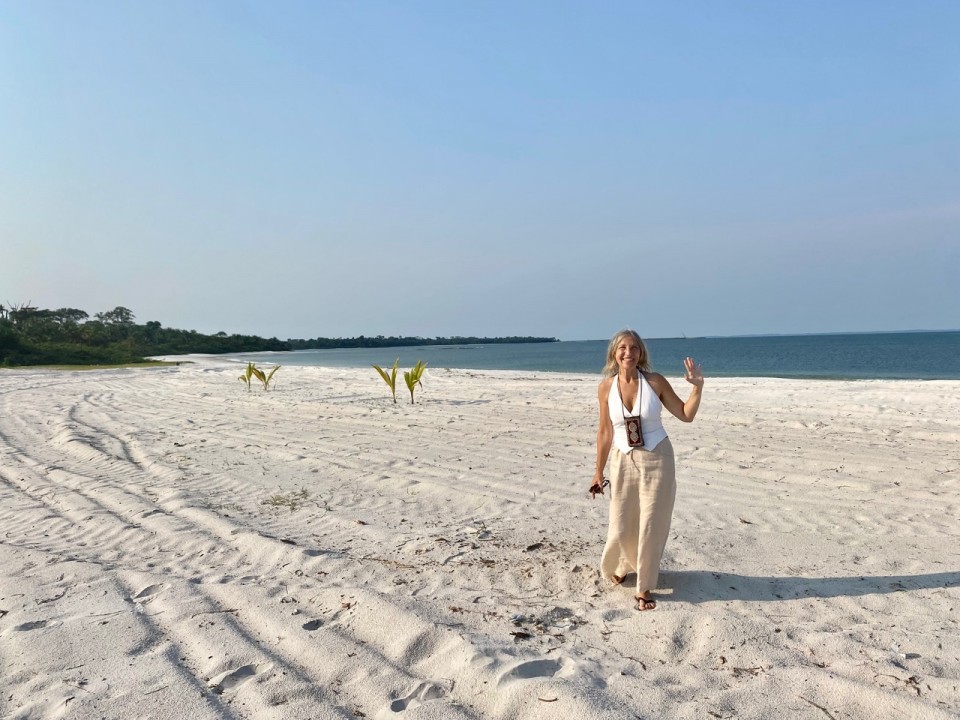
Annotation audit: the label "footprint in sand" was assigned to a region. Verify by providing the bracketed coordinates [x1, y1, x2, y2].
[600, 608, 631, 622]
[209, 663, 272, 695]
[496, 658, 563, 687]
[132, 584, 165, 602]
[382, 681, 448, 715]
[13, 620, 50, 632]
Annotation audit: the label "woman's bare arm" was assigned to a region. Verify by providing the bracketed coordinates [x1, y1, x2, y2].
[648, 357, 703, 423]
[592, 378, 614, 493]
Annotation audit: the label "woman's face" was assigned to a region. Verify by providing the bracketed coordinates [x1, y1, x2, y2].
[615, 336, 641, 371]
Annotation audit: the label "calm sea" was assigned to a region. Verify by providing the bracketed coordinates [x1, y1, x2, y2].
[226, 331, 960, 380]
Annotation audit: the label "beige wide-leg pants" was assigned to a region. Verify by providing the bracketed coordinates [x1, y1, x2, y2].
[600, 438, 676, 594]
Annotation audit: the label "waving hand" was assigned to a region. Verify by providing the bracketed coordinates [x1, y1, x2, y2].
[684, 357, 704, 388]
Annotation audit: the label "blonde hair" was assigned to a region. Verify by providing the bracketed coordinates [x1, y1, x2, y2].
[602, 329, 650, 376]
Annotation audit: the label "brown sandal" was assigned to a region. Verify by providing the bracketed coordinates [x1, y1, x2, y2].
[635, 595, 657, 611]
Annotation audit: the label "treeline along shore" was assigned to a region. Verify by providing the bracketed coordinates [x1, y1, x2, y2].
[0, 304, 557, 367]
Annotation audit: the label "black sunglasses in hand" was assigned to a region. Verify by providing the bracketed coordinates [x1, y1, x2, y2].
[590, 478, 610, 498]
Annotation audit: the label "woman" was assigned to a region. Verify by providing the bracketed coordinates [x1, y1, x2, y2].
[590, 329, 703, 611]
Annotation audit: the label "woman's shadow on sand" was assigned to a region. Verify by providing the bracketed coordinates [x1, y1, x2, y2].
[659, 570, 960, 603]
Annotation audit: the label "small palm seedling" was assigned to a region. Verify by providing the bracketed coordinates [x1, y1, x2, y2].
[372, 358, 400, 403]
[251, 364, 280, 391]
[239, 362, 256, 391]
[403, 359, 428, 404]
[239, 362, 279, 391]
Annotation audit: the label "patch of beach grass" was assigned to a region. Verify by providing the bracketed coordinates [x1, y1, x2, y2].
[261, 488, 310, 513]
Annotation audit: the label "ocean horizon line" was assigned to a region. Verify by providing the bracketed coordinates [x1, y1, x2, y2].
[583, 328, 960, 343]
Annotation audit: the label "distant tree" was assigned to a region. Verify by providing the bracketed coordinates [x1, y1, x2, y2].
[7, 302, 38, 327]
[0, 319, 21, 356]
[7, 307, 61, 342]
[80, 320, 111, 346]
[95, 306, 135, 325]
[53, 308, 89, 325]
[143, 320, 161, 344]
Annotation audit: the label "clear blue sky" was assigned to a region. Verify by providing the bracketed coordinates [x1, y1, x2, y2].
[2, 1, 957, 340]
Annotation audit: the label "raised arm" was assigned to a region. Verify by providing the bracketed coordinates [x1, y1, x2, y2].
[649, 357, 704, 423]
[591, 378, 614, 496]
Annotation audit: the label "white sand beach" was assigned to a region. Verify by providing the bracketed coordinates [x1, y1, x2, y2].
[1, 360, 958, 719]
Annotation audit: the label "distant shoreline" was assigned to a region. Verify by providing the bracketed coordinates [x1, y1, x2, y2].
[0, 303, 561, 367]
[286, 335, 559, 350]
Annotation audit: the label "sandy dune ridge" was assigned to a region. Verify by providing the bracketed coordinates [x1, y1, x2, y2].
[0, 361, 958, 719]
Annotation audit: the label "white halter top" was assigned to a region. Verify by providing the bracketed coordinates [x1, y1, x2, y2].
[608, 372, 668, 453]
